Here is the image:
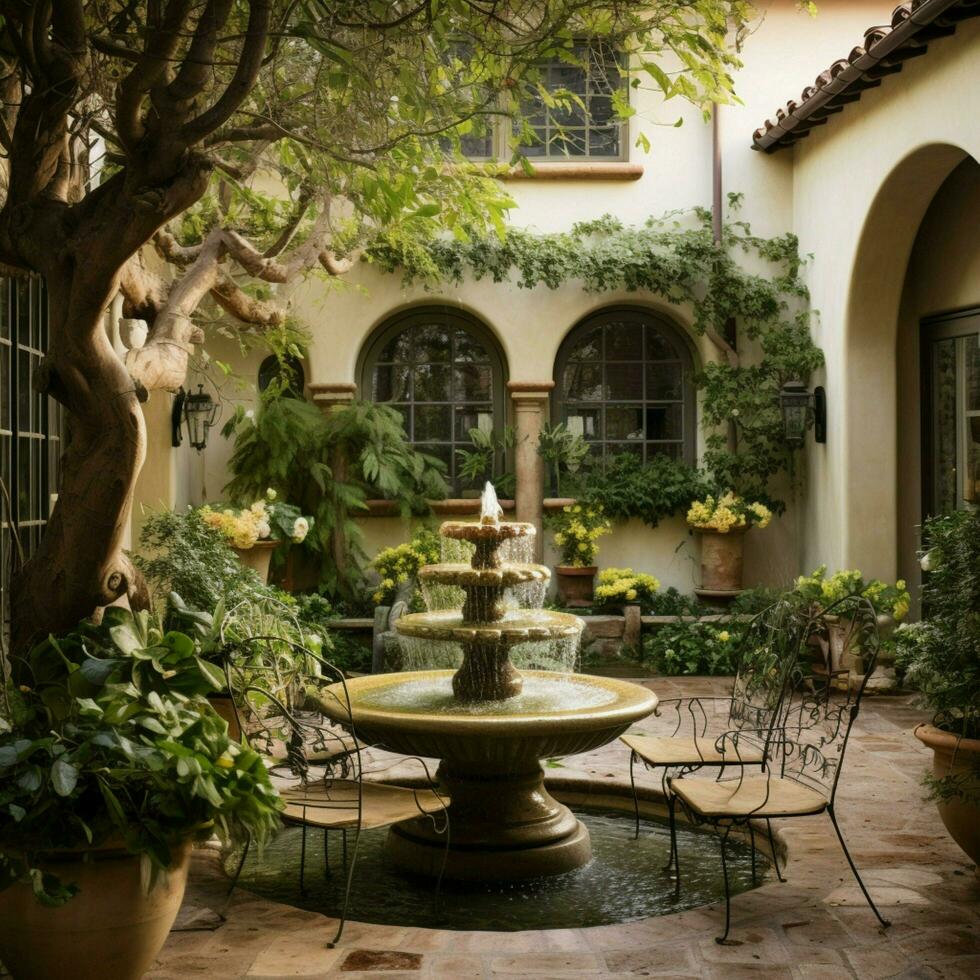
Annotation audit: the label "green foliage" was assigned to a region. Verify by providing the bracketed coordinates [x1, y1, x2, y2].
[577, 452, 711, 528]
[642, 619, 744, 675]
[456, 427, 517, 497]
[370, 527, 442, 606]
[222, 393, 447, 598]
[897, 512, 980, 748]
[792, 566, 910, 621]
[538, 423, 590, 497]
[374, 201, 823, 506]
[0, 609, 282, 905]
[594, 568, 661, 608]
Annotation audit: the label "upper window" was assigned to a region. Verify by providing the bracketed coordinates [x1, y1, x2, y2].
[553, 308, 695, 465]
[446, 41, 627, 163]
[359, 309, 507, 494]
[517, 42, 626, 161]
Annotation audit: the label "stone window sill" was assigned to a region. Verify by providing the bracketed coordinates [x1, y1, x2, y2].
[499, 162, 643, 181]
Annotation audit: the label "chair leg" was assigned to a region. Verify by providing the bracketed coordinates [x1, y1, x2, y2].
[227, 835, 251, 896]
[299, 821, 308, 896]
[328, 826, 362, 949]
[629, 752, 641, 840]
[434, 817, 451, 917]
[828, 807, 891, 929]
[715, 824, 734, 945]
[766, 818, 786, 883]
[666, 789, 680, 892]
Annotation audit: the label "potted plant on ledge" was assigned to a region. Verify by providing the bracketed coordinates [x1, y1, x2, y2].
[0, 608, 282, 979]
[550, 504, 611, 607]
[898, 510, 980, 870]
[200, 488, 313, 582]
[686, 492, 772, 596]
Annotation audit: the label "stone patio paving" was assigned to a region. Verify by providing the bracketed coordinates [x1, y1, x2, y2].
[149, 678, 980, 980]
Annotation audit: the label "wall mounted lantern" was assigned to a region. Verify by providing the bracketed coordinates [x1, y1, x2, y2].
[172, 385, 220, 451]
[779, 380, 826, 447]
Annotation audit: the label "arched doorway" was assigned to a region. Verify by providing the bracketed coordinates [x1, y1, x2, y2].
[842, 144, 975, 584]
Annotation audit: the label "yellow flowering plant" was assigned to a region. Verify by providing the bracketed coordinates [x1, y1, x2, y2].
[686, 491, 772, 534]
[371, 528, 441, 605]
[550, 504, 611, 567]
[594, 567, 661, 608]
[793, 565, 911, 621]
[199, 489, 313, 550]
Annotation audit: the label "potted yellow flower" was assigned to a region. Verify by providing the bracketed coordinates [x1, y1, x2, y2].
[594, 567, 661, 611]
[551, 504, 611, 607]
[686, 492, 772, 594]
[199, 488, 313, 582]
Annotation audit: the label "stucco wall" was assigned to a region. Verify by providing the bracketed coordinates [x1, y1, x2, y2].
[152, 1, 899, 593]
[790, 17, 980, 584]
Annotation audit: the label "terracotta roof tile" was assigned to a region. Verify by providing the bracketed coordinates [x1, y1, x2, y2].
[752, 0, 980, 152]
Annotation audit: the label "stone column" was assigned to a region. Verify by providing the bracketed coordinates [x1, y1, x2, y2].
[308, 383, 358, 583]
[508, 381, 554, 561]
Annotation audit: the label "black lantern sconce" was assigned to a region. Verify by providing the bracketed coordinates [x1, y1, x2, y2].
[171, 385, 220, 452]
[779, 380, 826, 447]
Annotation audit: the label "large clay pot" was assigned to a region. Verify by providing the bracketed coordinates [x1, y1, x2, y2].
[208, 691, 242, 741]
[555, 565, 597, 607]
[914, 724, 980, 868]
[0, 841, 191, 980]
[231, 539, 277, 582]
[694, 528, 745, 593]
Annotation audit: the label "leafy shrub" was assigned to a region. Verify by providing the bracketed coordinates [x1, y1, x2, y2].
[642, 619, 744, 676]
[793, 565, 910, 621]
[578, 452, 710, 528]
[0, 609, 282, 905]
[370, 527, 442, 605]
[550, 504, 611, 566]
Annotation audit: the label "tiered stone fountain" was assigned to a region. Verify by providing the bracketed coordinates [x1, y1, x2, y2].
[317, 485, 657, 880]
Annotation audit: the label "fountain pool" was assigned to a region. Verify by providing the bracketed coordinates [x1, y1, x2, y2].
[315, 484, 657, 880]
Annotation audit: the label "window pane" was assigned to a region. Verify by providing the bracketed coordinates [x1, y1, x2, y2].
[588, 127, 619, 157]
[645, 403, 683, 440]
[17, 436, 31, 520]
[378, 331, 412, 362]
[416, 443, 452, 473]
[562, 361, 603, 400]
[413, 364, 451, 402]
[646, 363, 683, 400]
[606, 405, 645, 441]
[374, 364, 410, 402]
[0, 279, 9, 342]
[648, 442, 683, 462]
[646, 327, 676, 361]
[454, 364, 492, 401]
[413, 324, 451, 362]
[17, 350, 30, 427]
[455, 330, 490, 363]
[16, 281, 30, 346]
[565, 406, 601, 440]
[606, 362, 643, 400]
[0, 345, 8, 431]
[568, 326, 602, 360]
[607, 442, 643, 462]
[455, 406, 494, 441]
[605, 323, 642, 360]
[415, 405, 452, 442]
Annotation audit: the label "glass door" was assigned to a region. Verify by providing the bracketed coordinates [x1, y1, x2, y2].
[924, 309, 980, 516]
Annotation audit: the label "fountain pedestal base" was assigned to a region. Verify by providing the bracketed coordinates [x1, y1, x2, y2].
[386, 764, 593, 880]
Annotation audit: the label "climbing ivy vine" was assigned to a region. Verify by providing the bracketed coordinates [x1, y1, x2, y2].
[369, 194, 823, 511]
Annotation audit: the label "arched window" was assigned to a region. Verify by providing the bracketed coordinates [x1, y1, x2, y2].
[359, 308, 507, 493]
[553, 307, 696, 464]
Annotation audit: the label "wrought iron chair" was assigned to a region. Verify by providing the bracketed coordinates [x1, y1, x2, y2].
[622, 598, 809, 874]
[667, 598, 890, 943]
[222, 638, 450, 947]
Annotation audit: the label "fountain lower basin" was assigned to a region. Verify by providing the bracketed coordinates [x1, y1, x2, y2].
[315, 669, 657, 879]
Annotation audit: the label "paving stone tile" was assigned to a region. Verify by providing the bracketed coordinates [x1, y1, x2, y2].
[424, 953, 486, 976]
[844, 945, 915, 978]
[488, 951, 603, 974]
[247, 935, 344, 975]
[601, 944, 698, 975]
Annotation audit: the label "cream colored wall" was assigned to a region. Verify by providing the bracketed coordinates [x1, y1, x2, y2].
[895, 159, 980, 608]
[151, 1, 899, 593]
[790, 17, 980, 584]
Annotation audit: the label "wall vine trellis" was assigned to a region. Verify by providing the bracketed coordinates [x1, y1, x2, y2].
[369, 194, 824, 513]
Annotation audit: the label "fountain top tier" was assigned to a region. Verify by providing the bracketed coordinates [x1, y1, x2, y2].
[440, 519, 536, 543]
[418, 562, 549, 588]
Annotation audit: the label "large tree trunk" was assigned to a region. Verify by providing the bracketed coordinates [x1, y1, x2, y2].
[10, 268, 151, 658]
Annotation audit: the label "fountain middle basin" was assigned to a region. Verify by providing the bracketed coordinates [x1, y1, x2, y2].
[315, 669, 657, 880]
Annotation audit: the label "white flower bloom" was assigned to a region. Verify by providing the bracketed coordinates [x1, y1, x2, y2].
[292, 517, 310, 543]
[244, 409, 255, 421]
[256, 521, 271, 539]
[919, 551, 933, 572]
[266, 487, 277, 501]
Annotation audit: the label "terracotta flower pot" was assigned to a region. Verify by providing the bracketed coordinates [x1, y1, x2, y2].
[914, 724, 980, 868]
[231, 539, 278, 583]
[693, 527, 746, 593]
[0, 841, 192, 980]
[556, 565, 597, 607]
